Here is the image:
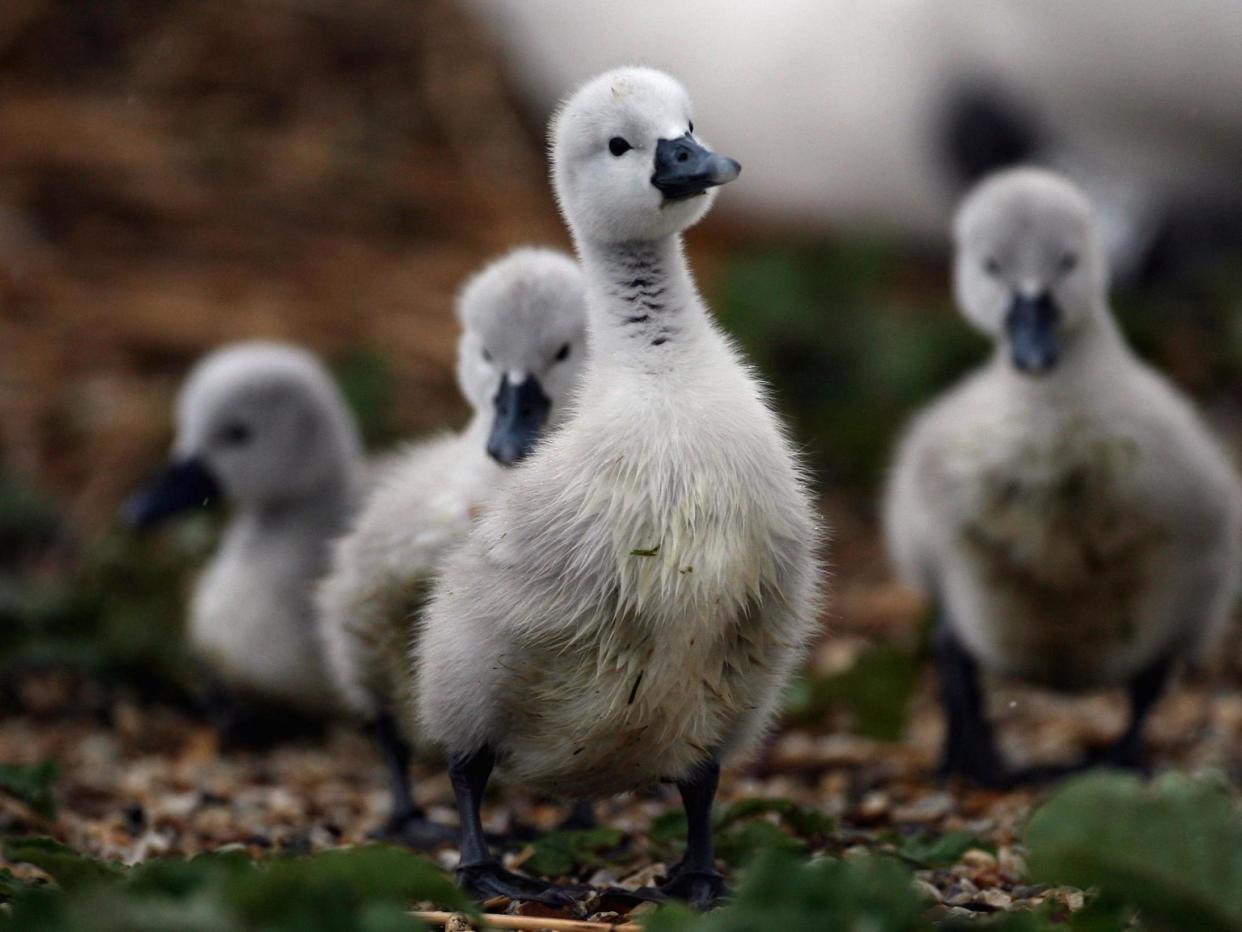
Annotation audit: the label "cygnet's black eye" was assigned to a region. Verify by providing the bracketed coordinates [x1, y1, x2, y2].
[984, 257, 1002, 277]
[688, 120, 694, 134]
[481, 348, 493, 363]
[608, 137, 632, 157]
[219, 422, 252, 447]
[1059, 252, 1079, 275]
[554, 342, 571, 362]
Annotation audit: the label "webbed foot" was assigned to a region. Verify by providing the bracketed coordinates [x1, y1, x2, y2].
[456, 860, 579, 910]
[660, 867, 730, 910]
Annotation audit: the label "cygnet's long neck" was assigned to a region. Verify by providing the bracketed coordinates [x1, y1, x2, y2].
[246, 465, 360, 539]
[576, 235, 712, 375]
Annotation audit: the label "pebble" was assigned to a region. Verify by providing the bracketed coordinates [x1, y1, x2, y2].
[617, 863, 666, 890]
[961, 849, 997, 871]
[977, 888, 1013, 910]
[998, 846, 1027, 879]
[588, 868, 618, 887]
[857, 791, 889, 821]
[892, 793, 952, 823]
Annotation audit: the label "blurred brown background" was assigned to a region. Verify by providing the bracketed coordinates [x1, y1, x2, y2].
[0, 0, 589, 529]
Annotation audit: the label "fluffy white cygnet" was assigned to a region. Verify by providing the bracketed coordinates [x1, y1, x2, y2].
[125, 341, 364, 719]
[416, 67, 824, 908]
[885, 168, 1242, 783]
[315, 247, 587, 843]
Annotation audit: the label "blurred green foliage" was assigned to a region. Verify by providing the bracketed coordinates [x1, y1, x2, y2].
[896, 830, 992, 870]
[0, 839, 473, 932]
[1113, 261, 1242, 398]
[0, 760, 59, 819]
[0, 487, 212, 702]
[717, 239, 1242, 494]
[524, 826, 626, 877]
[1025, 771, 1242, 932]
[333, 347, 401, 448]
[783, 641, 921, 740]
[642, 849, 929, 932]
[716, 239, 987, 489]
[0, 473, 61, 571]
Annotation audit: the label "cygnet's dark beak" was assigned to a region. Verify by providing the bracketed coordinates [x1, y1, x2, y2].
[122, 456, 221, 531]
[1006, 291, 1060, 375]
[487, 373, 551, 467]
[651, 134, 741, 202]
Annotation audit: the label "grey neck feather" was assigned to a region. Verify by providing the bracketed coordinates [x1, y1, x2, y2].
[577, 235, 707, 372]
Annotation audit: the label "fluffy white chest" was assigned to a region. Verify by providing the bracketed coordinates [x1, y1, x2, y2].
[495, 413, 803, 795]
[191, 538, 329, 710]
[936, 414, 1170, 684]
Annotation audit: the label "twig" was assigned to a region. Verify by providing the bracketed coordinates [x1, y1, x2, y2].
[412, 911, 643, 932]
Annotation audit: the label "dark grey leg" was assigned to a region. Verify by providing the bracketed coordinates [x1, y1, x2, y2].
[450, 747, 577, 909]
[1098, 655, 1175, 772]
[369, 712, 455, 848]
[559, 799, 597, 831]
[935, 622, 1010, 787]
[376, 712, 417, 820]
[659, 759, 729, 909]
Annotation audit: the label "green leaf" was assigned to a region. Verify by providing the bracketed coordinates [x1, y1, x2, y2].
[714, 797, 834, 840]
[783, 642, 919, 740]
[938, 907, 1065, 932]
[630, 545, 661, 557]
[898, 831, 991, 869]
[523, 827, 626, 878]
[2, 837, 123, 890]
[0, 759, 59, 818]
[714, 820, 802, 867]
[0, 867, 37, 900]
[1025, 771, 1242, 932]
[641, 849, 926, 931]
[0, 844, 466, 932]
[226, 845, 472, 924]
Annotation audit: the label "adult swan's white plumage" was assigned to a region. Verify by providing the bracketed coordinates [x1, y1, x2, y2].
[885, 168, 1242, 784]
[417, 67, 824, 909]
[316, 247, 588, 845]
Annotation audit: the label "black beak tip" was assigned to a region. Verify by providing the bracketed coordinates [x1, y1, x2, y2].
[1014, 354, 1059, 376]
[487, 440, 528, 467]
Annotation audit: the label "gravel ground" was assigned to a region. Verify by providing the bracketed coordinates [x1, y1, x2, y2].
[4, 585, 1240, 925]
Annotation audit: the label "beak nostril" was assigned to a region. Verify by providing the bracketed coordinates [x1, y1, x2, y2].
[676, 150, 689, 163]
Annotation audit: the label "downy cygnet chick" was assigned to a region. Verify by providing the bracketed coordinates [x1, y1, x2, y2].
[316, 247, 588, 846]
[885, 168, 1242, 785]
[125, 341, 363, 728]
[416, 67, 823, 909]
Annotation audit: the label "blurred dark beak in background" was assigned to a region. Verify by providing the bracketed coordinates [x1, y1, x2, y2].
[1006, 292, 1060, 375]
[122, 457, 221, 531]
